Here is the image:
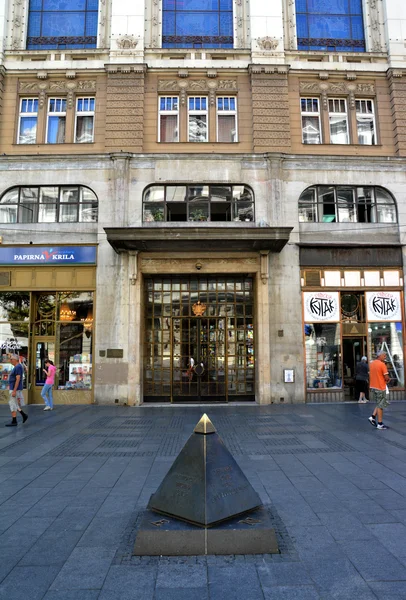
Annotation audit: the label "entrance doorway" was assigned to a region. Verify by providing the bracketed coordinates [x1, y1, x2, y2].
[32, 338, 55, 404]
[342, 336, 367, 400]
[144, 275, 255, 402]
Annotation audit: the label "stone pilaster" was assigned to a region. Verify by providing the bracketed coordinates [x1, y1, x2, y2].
[388, 70, 406, 157]
[105, 66, 146, 152]
[250, 67, 291, 153]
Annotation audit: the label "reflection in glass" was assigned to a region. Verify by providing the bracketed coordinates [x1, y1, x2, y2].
[305, 323, 342, 389]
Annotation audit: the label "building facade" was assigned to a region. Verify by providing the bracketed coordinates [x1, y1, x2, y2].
[0, 0, 406, 406]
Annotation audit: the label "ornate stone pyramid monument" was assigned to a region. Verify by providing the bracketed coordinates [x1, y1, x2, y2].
[147, 414, 262, 527]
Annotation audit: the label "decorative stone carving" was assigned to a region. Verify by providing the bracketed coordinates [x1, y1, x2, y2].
[207, 70, 217, 78]
[19, 79, 97, 100]
[158, 80, 179, 91]
[299, 81, 376, 96]
[116, 35, 139, 50]
[257, 36, 279, 51]
[217, 80, 237, 90]
[189, 79, 208, 91]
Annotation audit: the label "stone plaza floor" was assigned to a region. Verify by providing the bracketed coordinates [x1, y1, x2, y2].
[1, 401, 406, 599]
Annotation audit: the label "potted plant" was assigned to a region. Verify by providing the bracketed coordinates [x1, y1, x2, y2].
[189, 208, 208, 222]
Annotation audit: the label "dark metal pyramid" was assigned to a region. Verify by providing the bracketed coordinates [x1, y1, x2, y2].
[147, 414, 262, 527]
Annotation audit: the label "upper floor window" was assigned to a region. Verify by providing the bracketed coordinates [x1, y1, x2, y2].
[27, 0, 98, 50]
[159, 97, 179, 143]
[217, 97, 237, 142]
[356, 99, 376, 145]
[296, 0, 365, 52]
[162, 0, 233, 49]
[300, 98, 321, 144]
[143, 184, 254, 223]
[299, 186, 397, 224]
[0, 186, 98, 224]
[18, 98, 38, 145]
[188, 97, 208, 142]
[47, 98, 66, 144]
[75, 97, 95, 143]
[328, 98, 349, 144]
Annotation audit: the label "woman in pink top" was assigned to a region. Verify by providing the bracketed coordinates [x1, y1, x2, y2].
[41, 359, 56, 411]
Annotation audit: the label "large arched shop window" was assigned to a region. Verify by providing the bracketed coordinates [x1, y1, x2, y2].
[298, 185, 397, 224]
[0, 185, 98, 224]
[143, 184, 254, 223]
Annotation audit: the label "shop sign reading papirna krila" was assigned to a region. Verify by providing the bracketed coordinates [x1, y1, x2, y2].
[303, 292, 340, 322]
[366, 291, 402, 322]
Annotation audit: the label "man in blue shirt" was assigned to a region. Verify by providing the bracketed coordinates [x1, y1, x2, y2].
[5, 354, 28, 427]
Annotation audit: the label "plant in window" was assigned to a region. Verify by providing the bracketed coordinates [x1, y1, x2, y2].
[189, 208, 208, 222]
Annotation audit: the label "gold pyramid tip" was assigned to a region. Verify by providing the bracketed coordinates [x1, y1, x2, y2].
[194, 413, 216, 434]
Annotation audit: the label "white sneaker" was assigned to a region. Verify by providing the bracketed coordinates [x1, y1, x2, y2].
[43, 406, 51, 411]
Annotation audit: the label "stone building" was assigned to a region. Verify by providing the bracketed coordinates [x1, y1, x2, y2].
[0, 0, 405, 406]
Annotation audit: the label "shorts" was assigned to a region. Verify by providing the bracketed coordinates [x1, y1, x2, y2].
[356, 380, 368, 395]
[370, 388, 389, 409]
[8, 390, 24, 412]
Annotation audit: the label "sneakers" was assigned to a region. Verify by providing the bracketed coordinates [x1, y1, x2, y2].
[358, 399, 368, 403]
[369, 416, 377, 427]
[377, 423, 388, 430]
[43, 406, 51, 411]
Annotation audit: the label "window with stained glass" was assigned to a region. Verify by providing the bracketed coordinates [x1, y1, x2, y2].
[27, 0, 99, 50]
[296, 0, 365, 52]
[162, 0, 233, 49]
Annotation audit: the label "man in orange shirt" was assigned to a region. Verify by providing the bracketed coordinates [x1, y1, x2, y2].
[368, 351, 390, 430]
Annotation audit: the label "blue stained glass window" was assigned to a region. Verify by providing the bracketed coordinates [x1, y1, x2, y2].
[296, 0, 365, 52]
[162, 0, 233, 49]
[27, 0, 98, 50]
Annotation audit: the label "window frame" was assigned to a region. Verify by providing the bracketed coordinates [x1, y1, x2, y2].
[187, 96, 209, 143]
[158, 96, 179, 143]
[355, 98, 377, 146]
[300, 97, 322, 145]
[74, 97, 96, 144]
[0, 185, 98, 225]
[17, 97, 39, 145]
[46, 97, 67, 145]
[298, 185, 398, 224]
[142, 183, 255, 223]
[328, 98, 349, 145]
[216, 96, 238, 143]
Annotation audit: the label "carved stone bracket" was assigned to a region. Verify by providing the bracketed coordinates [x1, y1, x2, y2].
[249, 65, 289, 75]
[105, 64, 147, 74]
[260, 251, 269, 285]
[388, 69, 404, 79]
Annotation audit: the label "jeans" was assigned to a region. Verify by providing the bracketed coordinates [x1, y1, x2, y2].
[41, 384, 53, 408]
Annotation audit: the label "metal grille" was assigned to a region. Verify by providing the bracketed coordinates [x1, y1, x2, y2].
[144, 276, 255, 402]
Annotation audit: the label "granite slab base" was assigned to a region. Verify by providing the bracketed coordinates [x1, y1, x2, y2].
[133, 507, 279, 556]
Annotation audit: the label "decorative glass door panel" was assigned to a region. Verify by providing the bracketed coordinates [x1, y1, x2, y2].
[144, 276, 255, 402]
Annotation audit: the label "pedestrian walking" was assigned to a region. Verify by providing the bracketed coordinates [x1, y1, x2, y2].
[42, 359, 56, 411]
[355, 356, 369, 403]
[5, 354, 28, 427]
[368, 350, 390, 430]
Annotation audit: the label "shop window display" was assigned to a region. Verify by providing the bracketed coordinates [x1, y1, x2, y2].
[0, 293, 30, 390]
[368, 322, 404, 387]
[305, 323, 342, 389]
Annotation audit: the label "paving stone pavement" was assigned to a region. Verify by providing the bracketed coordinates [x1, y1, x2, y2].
[1, 402, 406, 599]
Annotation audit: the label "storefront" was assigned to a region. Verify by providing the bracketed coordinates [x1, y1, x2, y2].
[0, 245, 96, 405]
[301, 265, 405, 402]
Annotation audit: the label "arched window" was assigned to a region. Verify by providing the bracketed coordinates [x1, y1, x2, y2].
[296, 0, 365, 52]
[162, 0, 233, 49]
[27, 0, 99, 50]
[0, 186, 98, 224]
[143, 184, 254, 222]
[298, 186, 397, 224]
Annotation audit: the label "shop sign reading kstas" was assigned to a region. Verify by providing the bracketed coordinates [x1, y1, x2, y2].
[303, 292, 340, 322]
[366, 291, 402, 321]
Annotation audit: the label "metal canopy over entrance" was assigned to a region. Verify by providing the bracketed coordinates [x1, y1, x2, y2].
[144, 275, 255, 402]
